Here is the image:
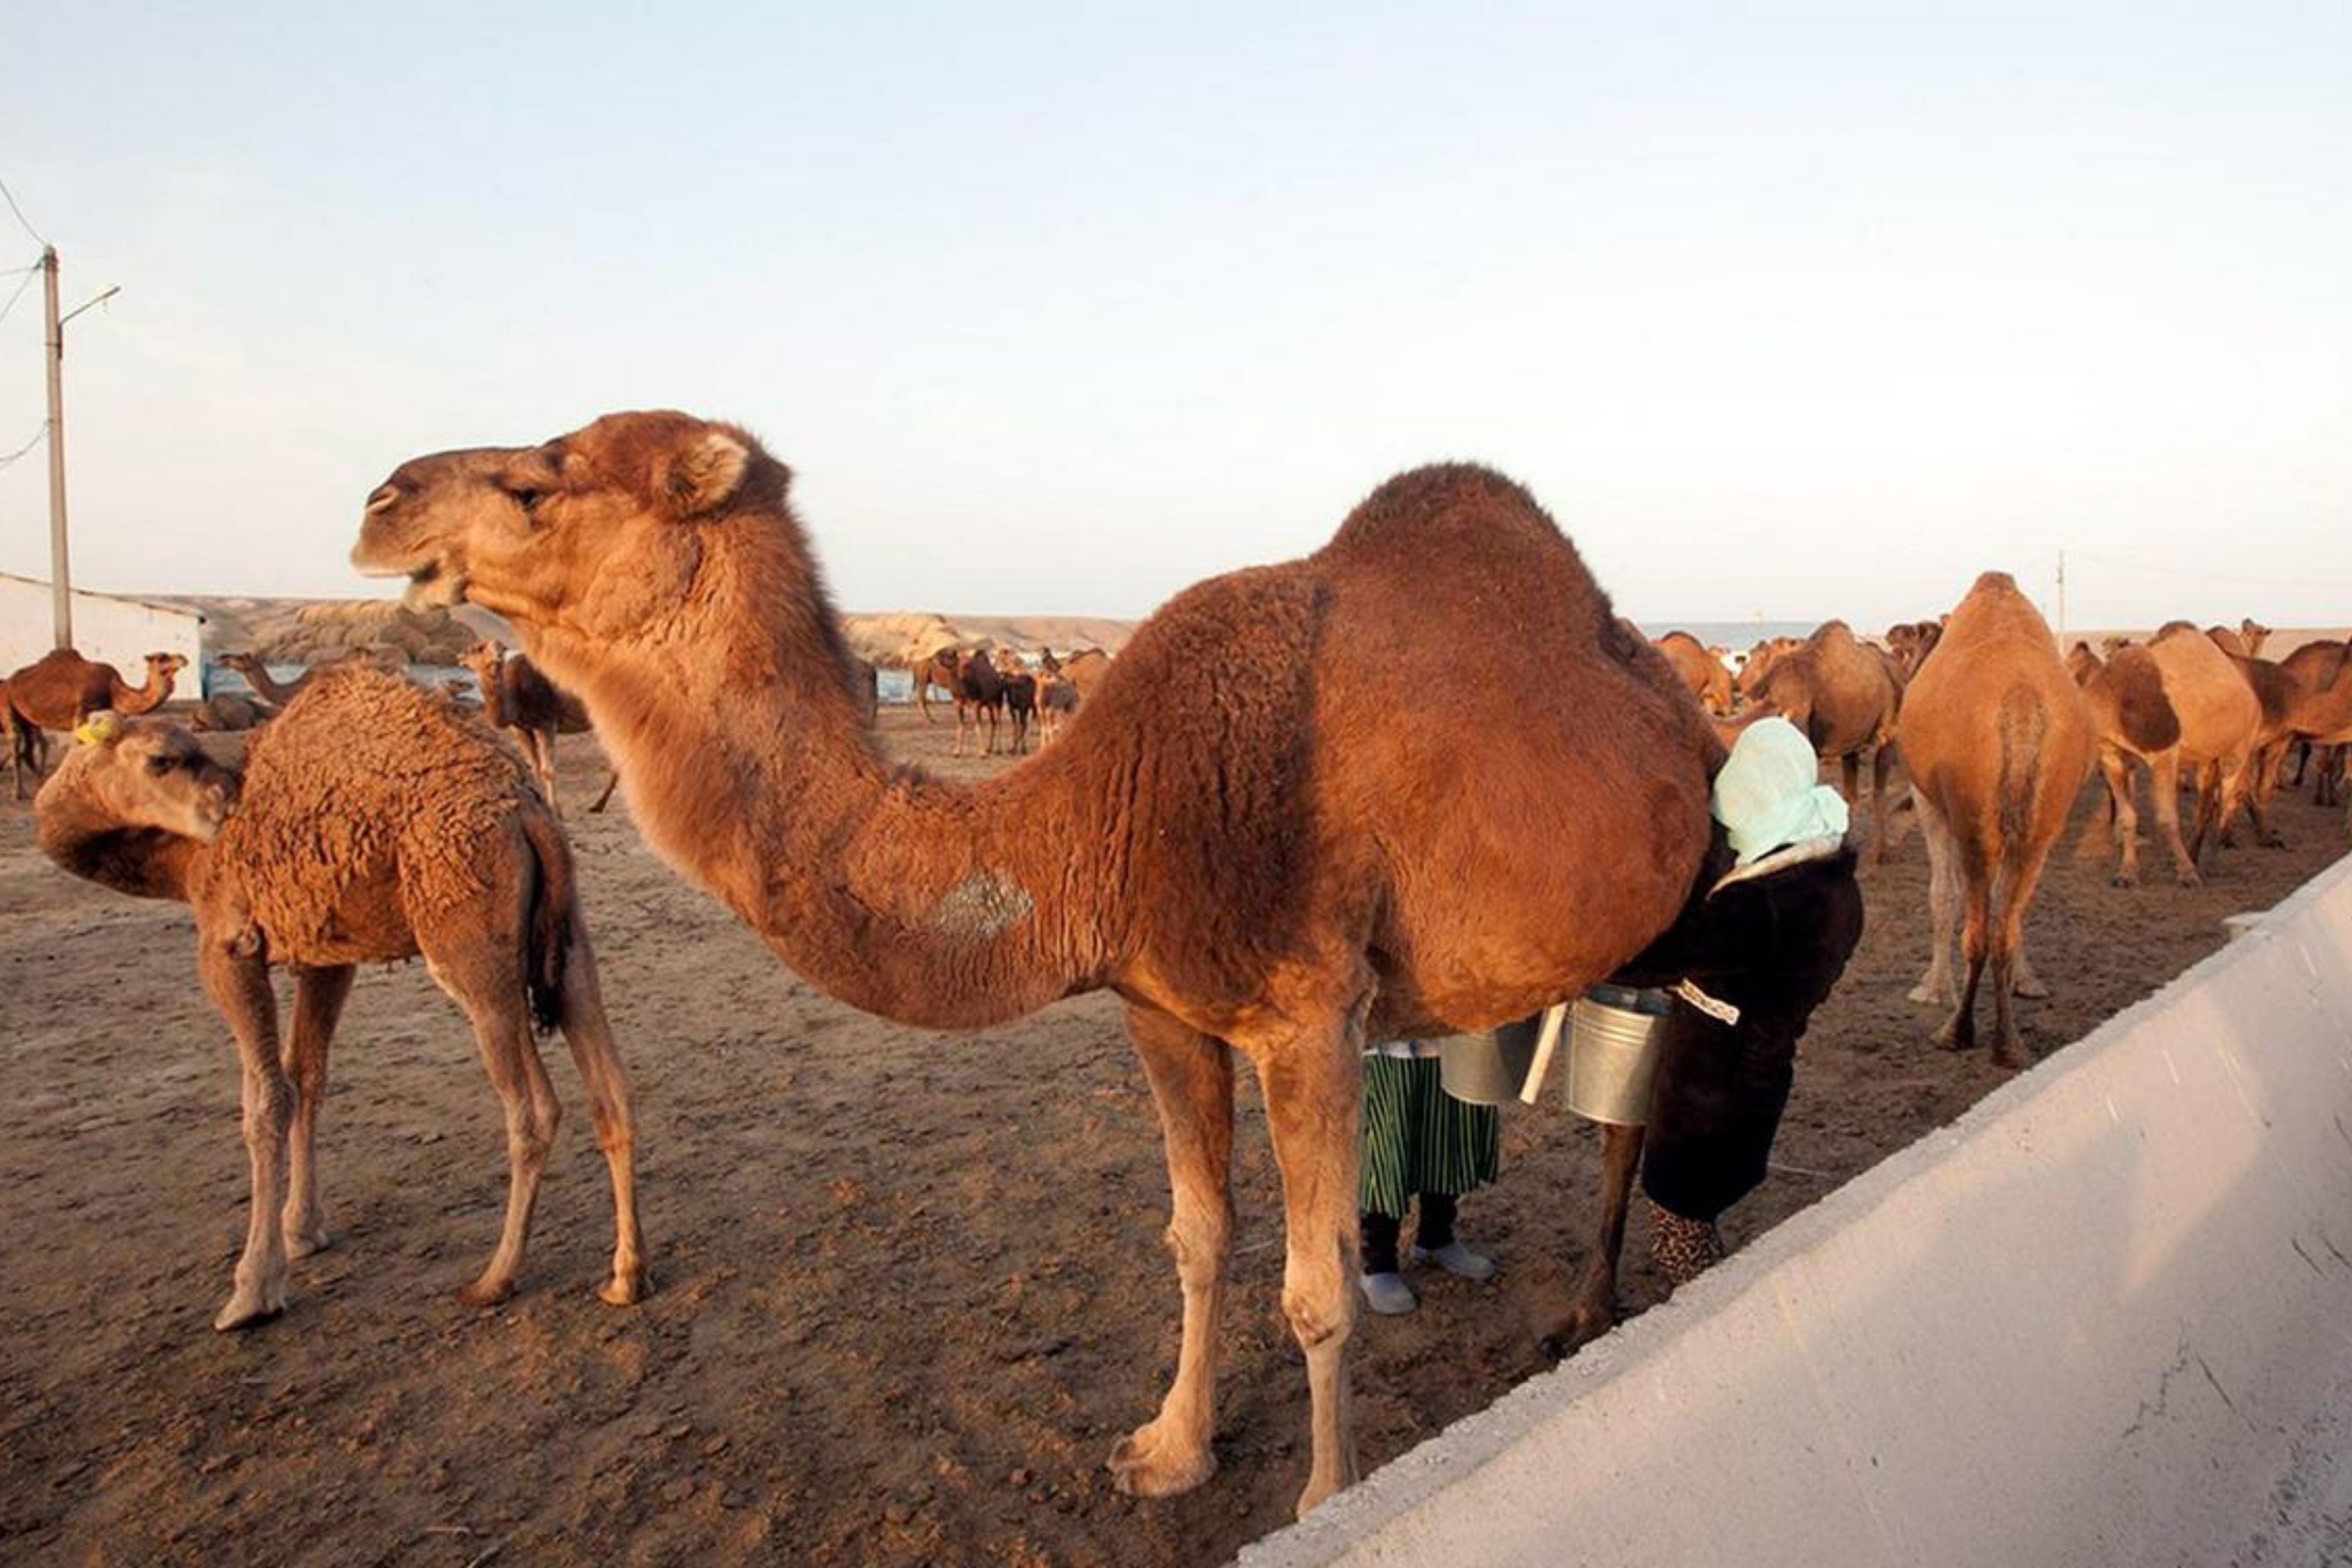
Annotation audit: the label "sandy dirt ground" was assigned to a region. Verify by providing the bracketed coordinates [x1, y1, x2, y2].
[3, 707, 2347, 1568]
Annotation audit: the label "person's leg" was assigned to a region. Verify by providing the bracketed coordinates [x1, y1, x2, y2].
[1357, 1055, 1417, 1314]
[1405, 1075, 1499, 1280]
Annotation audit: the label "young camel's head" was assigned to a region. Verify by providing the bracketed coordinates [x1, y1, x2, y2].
[37, 714, 237, 851]
[352, 411, 789, 642]
[143, 652, 189, 684]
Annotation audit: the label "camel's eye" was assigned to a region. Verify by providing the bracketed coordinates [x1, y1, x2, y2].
[507, 486, 546, 513]
[146, 754, 177, 775]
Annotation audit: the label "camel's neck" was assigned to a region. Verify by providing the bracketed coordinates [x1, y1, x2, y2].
[36, 799, 201, 903]
[523, 538, 1106, 1028]
[114, 669, 175, 716]
[473, 666, 510, 730]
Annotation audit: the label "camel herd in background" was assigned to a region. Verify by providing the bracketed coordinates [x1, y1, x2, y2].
[1653, 603, 2352, 1062]
[6, 433, 2352, 1521]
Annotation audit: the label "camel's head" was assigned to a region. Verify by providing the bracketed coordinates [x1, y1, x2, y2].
[40, 713, 236, 846]
[351, 411, 788, 642]
[458, 639, 503, 676]
[146, 652, 188, 683]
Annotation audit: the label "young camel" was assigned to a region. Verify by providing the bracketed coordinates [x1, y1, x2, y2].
[34, 671, 645, 1329]
[3, 650, 188, 798]
[2144, 622, 2261, 867]
[2066, 641, 2196, 887]
[1898, 573, 2096, 1068]
[353, 410, 1721, 1517]
[458, 639, 619, 816]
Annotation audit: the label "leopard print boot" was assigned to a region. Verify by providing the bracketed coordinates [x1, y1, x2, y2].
[1649, 1203, 1725, 1287]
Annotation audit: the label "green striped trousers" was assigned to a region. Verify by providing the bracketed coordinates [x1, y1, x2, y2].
[1358, 1054, 1500, 1220]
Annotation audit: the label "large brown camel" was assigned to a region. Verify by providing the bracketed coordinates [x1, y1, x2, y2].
[2144, 622, 2261, 866]
[458, 639, 619, 817]
[2066, 641, 2195, 886]
[1737, 620, 1904, 862]
[1653, 631, 1734, 715]
[1898, 573, 2095, 1068]
[351, 409, 1721, 1516]
[34, 670, 644, 1330]
[3, 649, 188, 799]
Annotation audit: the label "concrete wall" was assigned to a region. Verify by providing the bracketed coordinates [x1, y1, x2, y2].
[1, 575, 206, 690]
[1246, 854, 2352, 1568]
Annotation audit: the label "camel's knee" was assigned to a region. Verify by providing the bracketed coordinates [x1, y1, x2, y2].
[242, 1074, 294, 1147]
[1163, 1202, 1233, 1282]
[1280, 1279, 1356, 1352]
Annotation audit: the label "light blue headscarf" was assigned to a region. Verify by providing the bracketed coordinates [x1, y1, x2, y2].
[1713, 717, 1849, 866]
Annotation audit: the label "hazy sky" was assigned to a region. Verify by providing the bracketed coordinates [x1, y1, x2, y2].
[1, 3, 2346, 632]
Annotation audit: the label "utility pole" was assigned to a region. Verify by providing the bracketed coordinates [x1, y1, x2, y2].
[2056, 550, 2067, 645]
[40, 246, 118, 650]
[42, 245, 68, 648]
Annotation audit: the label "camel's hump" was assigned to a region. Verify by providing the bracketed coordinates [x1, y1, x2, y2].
[1322, 463, 1564, 560]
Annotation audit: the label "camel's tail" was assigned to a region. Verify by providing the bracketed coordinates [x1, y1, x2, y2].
[1995, 685, 2051, 888]
[519, 808, 574, 1036]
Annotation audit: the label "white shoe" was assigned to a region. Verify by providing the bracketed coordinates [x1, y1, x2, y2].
[1410, 1240, 1497, 1282]
[1357, 1271, 1417, 1315]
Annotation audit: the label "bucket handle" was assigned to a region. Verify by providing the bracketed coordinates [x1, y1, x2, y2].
[1516, 1001, 1569, 1105]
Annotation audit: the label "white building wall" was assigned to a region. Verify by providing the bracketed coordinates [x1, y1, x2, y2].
[0, 575, 207, 692]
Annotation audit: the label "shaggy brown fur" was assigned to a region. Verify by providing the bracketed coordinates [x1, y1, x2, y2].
[1898, 573, 2095, 1068]
[4, 649, 187, 798]
[1654, 630, 1734, 715]
[351, 410, 1721, 1518]
[33, 670, 644, 1331]
[459, 639, 618, 817]
[1737, 620, 1905, 863]
[2067, 641, 2196, 887]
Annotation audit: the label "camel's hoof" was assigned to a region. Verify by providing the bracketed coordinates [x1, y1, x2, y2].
[1542, 1299, 1617, 1359]
[2011, 975, 2052, 1001]
[2261, 833, 2287, 850]
[1294, 1465, 1356, 1520]
[282, 1227, 333, 1261]
[1932, 1019, 1970, 1053]
[598, 1270, 647, 1308]
[1107, 1421, 1217, 1499]
[1991, 1041, 2035, 1072]
[1906, 981, 1942, 1006]
[457, 1276, 516, 1310]
[214, 1286, 287, 1332]
[2175, 869, 2203, 889]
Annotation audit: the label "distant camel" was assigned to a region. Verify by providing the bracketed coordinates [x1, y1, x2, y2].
[352, 409, 1722, 1517]
[459, 640, 619, 817]
[2145, 623, 2261, 867]
[2281, 640, 2351, 804]
[2203, 618, 2272, 658]
[34, 671, 644, 1328]
[1736, 621, 1904, 862]
[912, 645, 1009, 755]
[1653, 631, 1734, 715]
[3, 649, 187, 798]
[1884, 620, 1944, 680]
[190, 691, 274, 732]
[216, 652, 315, 708]
[1900, 573, 2095, 1067]
[2202, 632, 2312, 849]
[2067, 641, 2194, 886]
[993, 647, 1037, 755]
[1734, 636, 1806, 703]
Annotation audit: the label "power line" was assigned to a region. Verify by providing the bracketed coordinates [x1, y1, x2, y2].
[0, 262, 38, 328]
[0, 174, 47, 249]
[0, 420, 48, 469]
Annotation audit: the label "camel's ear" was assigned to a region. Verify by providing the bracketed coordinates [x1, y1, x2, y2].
[662, 430, 753, 519]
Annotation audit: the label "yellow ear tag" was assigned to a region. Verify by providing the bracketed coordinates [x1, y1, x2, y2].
[74, 715, 122, 746]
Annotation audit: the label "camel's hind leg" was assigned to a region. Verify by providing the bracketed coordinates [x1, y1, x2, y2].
[1909, 795, 1961, 1007]
[2146, 750, 2198, 887]
[280, 964, 355, 1259]
[1548, 1121, 1645, 1354]
[1248, 1007, 1367, 1518]
[1935, 831, 1994, 1053]
[587, 769, 621, 814]
[198, 941, 295, 1330]
[1988, 834, 2061, 1071]
[426, 922, 562, 1308]
[1108, 1003, 1236, 1500]
[553, 912, 646, 1306]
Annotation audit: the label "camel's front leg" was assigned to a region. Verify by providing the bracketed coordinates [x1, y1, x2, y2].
[1108, 1004, 1235, 1499]
[280, 965, 355, 1259]
[1549, 1122, 1645, 1354]
[1253, 1018, 1364, 1518]
[198, 941, 294, 1330]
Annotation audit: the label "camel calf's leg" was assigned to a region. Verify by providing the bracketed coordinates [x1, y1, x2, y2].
[1252, 1015, 1366, 1518]
[1108, 1004, 1235, 1500]
[1908, 796, 1960, 1008]
[587, 769, 621, 814]
[200, 942, 296, 1330]
[280, 965, 355, 1259]
[554, 916, 646, 1306]
[438, 956, 562, 1307]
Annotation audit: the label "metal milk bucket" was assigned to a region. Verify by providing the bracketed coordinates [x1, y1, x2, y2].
[1563, 985, 1672, 1126]
[1437, 1028, 1538, 1107]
